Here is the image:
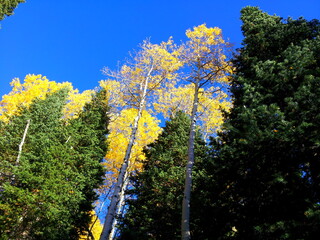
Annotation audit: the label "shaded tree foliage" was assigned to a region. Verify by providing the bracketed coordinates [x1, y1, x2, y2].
[0, 89, 109, 239]
[210, 7, 320, 239]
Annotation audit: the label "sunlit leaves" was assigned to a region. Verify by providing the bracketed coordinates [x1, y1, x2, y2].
[64, 89, 94, 120]
[0, 74, 93, 122]
[102, 39, 182, 108]
[155, 84, 231, 138]
[99, 38, 181, 188]
[186, 24, 223, 45]
[181, 24, 232, 85]
[79, 211, 103, 240]
[102, 108, 161, 184]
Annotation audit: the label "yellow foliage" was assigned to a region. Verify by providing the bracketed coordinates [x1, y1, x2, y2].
[103, 108, 161, 184]
[182, 24, 233, 84]
[153, 24, 233, 139]
[99, 39, 178, 194]
[0, 74, 93, 122]
[79, 211, 103, 240]
[140, 38, 183, 76]
[186, 24, 223, 46]
[102, 39, 182, 108]
[155, 84, 231, 138]
[99, 80, 125, 112]
[199, 86, 231, 138]
[154, 84, 195, 116]
[64, 88, 94, 119]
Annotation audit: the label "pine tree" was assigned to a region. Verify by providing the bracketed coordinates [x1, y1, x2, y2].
[0, 89, 109, 239]
[0, 0, 25, 21]
[118, 111, 208, 240]
[210, 7, 320, 239]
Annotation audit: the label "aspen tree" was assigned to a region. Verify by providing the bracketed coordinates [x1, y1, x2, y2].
[99, 39, 181, 240]
[179, 24, 232, 240]
[100, 108, 161, 240]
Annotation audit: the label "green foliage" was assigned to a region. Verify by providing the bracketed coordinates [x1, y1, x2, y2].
[210, 7, 320, 239]
[118, 111, 209, 240]
[0, 0, 25, 21]
[0, 89, 109, 239]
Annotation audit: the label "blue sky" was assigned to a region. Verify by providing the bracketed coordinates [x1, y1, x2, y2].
[0, 0, 319, 98]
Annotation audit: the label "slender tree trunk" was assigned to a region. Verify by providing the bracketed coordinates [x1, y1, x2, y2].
[11, 119, 31, 184]
[100, 67, 152, 240]
[181, 82, 199, 240]
[100, 106, 143, 240]
[108, 171, 129, 240]
[16, 119, 31, 166]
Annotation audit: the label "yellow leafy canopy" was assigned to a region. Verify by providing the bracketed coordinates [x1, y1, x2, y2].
[102, 108, 161, 184]
[0, 74, 94, 122]
[155, 84, 231, 138]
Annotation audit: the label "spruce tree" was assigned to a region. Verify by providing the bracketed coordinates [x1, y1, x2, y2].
[118, 111, 208, 240]
[0, 89, 109, 239]
[210, 7, 320, 239]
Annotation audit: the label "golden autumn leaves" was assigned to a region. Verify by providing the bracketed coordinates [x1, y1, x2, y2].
[0, 74, 94, 122]
[103, 109, 161, 182]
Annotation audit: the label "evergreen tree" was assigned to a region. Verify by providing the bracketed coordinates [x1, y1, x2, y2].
[118, 111, 208, 240]
[0, 0, 25, 21]
[0, 89, 109, 239]
[210, 7, 320, 239]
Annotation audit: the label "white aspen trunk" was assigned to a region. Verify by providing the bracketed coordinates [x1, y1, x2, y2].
[100, 66, 153, 240]
[99, 103, 142, 240]
[181, 82, 199, 240]
[11, 119, 31, 184]
[16, 119, 31, 166]
[108, 170, 129, 240]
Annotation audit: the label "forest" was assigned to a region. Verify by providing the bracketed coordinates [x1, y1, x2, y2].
[0, 1, 320, 240]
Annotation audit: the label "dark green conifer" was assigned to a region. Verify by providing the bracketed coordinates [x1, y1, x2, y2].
[210, 7, 320, 239]
[0, 89, 109, 239]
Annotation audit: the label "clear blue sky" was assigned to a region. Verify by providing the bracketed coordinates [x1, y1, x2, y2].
[1, 0, 319, 98]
